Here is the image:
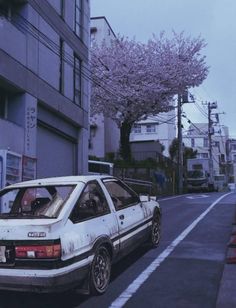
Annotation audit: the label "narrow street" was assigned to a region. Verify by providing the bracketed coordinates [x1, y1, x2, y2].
[0, 192, 235, 308]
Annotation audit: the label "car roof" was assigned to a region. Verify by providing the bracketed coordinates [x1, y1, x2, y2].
[5, 175, 115, 189]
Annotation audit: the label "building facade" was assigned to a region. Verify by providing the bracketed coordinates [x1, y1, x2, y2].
[89, 16, 120, 159]
[129, 110, 176, 158]
[226, 138, 236, 182]
[0, 0, 90, 184]
[183, 123, 229, 178]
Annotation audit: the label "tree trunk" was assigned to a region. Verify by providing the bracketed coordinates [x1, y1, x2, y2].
[120, 120, 133, 161]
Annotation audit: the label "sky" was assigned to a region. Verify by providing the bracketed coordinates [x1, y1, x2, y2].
[91, 0, 236, 137]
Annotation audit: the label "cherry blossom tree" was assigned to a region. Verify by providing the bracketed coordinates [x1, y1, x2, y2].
[91, 32, 209, 160]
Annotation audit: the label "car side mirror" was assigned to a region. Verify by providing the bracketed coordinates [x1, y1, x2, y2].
[139, 194, 150, 202]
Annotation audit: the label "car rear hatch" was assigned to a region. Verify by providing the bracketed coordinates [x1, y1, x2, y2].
[0, 219, 62, 269]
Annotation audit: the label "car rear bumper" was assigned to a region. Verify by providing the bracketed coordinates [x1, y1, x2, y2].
[0, 257, 93, 293]
[187, 183, 208, 190]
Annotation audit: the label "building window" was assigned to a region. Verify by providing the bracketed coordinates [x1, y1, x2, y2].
[59, 39, 64, 94]
[132, 124, 141, 134]
[203, 138, 208, 147]
[60, 0, 65, 19]
[0, 102, 5, 118]
[146, 124, 156, 133]
[90, 27, 97, 47]
[0, 91, 7, 119]
[201, 153, 208, 158]
[220, 154, 225, 162]
[233, 155, 236, 163]
[75, 0, 83, 38]
[0, 2, 25, 22]
[232, 144, 236, 151]
[191, 138, 195, 147]
[0, 2, 12, 19]
[74, 54, 82, 105]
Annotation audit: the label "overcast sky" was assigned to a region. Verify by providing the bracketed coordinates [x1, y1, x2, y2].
[91, 0, 236, 137]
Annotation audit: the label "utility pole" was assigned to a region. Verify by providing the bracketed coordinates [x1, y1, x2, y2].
[208, 101, 217, 188]
[177, 93, 183, 194]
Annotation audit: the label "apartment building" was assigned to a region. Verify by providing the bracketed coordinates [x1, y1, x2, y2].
[129, 110, 176, 158]
[226, 138, 236, 182]
[183, 123, 229, 177]
[0, 0, 90, 184]
[89, 16, 120, 159]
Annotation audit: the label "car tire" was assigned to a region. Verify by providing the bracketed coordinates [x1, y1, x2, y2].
[149, 212, 161, 248]
[89, 246, 111, 295]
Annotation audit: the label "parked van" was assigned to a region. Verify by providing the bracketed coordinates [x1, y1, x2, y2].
[88, 160, 114, 175]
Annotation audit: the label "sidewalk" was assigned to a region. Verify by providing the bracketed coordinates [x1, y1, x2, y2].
[216, 265, 236, 307]
[216, 200, 236, 308]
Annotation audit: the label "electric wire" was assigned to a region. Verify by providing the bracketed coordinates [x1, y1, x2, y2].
[1, 7, 177, 120]
[182, 115, 208, 136]
[194, 101, 208, 118]
[0, 7, 127, 102]
[3, 5, 224, 143]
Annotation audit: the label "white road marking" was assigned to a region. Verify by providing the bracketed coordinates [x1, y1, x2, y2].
[109, 192, 232, 308]
[186, 194, 209, 199]
[158, 195, 189, 201]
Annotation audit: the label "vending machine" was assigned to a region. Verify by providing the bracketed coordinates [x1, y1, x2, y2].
[0, 150, 22, 213]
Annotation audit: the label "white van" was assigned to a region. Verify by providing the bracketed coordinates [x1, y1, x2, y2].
[88, 160, 114, 175]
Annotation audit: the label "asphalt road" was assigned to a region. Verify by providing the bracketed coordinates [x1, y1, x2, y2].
[0, 192, 235, 308]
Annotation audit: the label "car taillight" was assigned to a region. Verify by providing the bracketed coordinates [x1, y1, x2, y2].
[15, 244, 61, 259]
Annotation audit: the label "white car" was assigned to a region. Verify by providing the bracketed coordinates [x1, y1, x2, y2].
[0, 175, 161, 295]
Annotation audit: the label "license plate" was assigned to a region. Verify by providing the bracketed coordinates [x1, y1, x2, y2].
[0, 246, 6, 263]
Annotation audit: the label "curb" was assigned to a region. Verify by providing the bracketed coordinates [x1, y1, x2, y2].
[216, 203, 236, 307]
[226, 247, 236, 264]
[227, 209, 236, 264]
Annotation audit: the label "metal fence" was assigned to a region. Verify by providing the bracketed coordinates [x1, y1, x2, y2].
[115, 166, 177, 196]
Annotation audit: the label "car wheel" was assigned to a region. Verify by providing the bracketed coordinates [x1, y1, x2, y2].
[89, 246, 111, 295]
[150, 213, 161, 247]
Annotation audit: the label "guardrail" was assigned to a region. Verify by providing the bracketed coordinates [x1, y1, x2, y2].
[121, 177, 154, 195]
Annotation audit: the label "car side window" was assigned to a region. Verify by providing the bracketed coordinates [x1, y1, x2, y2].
[71, 181, 110, 223]
[103, 180, 139, 210]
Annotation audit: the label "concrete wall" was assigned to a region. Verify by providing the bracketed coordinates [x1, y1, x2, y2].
[0, 18, 26, 65]
[0, 0, 90, 179]
[0, 119, 24, 153]
[131, 140, 162, 161]
[89, 16, 120, 159]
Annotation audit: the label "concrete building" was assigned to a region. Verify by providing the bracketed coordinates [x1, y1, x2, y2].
[0, 0, 90, 184]
[130, 140, 163, 161]
[129, 110, 176, 158]
[89, 16, 120, 159]
[226, 138, 236, 182]
[183, 123, 229, 177]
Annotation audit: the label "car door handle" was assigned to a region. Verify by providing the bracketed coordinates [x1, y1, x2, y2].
[119, 214, 125, 220]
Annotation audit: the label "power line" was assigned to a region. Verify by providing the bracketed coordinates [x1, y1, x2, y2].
[147, 114, 177, 124]
[182, 115, 208, 136]
[194, 101, 208, 118]
[0, 7, 126, 103]
[1, 7, 176, 121]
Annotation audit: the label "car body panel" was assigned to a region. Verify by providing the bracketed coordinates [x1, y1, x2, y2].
[60, 213, 119, 261]
[0, 175, 161, 293]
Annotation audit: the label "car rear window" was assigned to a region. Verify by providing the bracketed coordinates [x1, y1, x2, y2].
[0, 185, 75, 219]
